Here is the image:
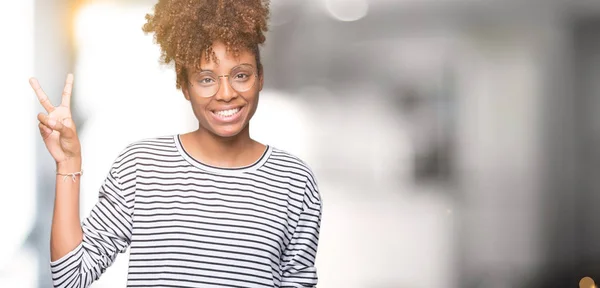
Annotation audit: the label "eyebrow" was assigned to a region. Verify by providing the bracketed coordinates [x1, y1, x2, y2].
[196, 63, 255, 74]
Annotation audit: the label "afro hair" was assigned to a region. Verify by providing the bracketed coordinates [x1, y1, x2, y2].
[142, 0, 270, 89]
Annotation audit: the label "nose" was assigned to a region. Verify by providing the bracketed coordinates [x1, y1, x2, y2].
[214, 75, 238, 101]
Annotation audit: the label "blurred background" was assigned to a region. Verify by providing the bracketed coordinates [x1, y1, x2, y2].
[2, 0, 600, 287]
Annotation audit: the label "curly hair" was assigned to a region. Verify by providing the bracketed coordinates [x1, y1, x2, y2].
[142, 0, 270, 89]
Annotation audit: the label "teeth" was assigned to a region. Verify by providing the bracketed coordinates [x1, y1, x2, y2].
[215, 108, 240, 117]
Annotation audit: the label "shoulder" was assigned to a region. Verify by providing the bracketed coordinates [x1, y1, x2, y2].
[269, 148, 315, 177]
[112, 135, 179, 167]
[268, 147, 319, 194]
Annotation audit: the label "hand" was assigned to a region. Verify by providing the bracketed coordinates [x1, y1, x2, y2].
[30, 74, 82, 166]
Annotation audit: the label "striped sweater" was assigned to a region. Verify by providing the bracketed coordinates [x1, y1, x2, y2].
[50, 135, 322, 288]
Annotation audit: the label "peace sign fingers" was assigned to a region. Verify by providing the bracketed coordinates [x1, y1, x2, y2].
[61, 73, 74, 108]
[29, 77, 55, 113]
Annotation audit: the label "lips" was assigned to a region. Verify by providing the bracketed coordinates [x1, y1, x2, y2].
[210, 106, 244, 123]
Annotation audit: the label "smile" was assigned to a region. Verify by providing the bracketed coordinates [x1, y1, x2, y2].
[210, 107, 243, 122]
[214, 108, 240, 117]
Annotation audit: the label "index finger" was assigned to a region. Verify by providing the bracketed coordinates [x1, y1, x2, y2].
[61, 73, 74, 108]
[29, 77, 55, 113]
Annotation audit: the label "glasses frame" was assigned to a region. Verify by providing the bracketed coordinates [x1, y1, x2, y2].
[193, 64, 259, 98]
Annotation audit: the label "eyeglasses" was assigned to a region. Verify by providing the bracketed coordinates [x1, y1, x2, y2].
[190, 64, 258, 98]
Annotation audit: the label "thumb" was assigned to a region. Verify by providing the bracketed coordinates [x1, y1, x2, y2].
[61, 117, 76, 130]
[56, 117, 76, 138]
[40, 115, 76, 138]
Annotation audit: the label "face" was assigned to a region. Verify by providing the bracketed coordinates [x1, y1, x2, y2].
[182, 41, 264, 138]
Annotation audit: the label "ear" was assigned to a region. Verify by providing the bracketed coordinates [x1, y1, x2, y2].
[182, 82, 191, 101]
[258, 73, 264, 92]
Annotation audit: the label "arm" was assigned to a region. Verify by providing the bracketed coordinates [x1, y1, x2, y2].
[50, 153, 135, 288]
[280, 176, 323, 288]
[31, 74, 134, 288]
[31, 74, 85, 263]
[50, 157, 84, 262]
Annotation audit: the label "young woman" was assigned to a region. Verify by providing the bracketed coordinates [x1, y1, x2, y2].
[31, 0, 322, 287]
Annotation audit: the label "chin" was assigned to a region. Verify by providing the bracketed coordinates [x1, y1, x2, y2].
[211, 124, 246, 138]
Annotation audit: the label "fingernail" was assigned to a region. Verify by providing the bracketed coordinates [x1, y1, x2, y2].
[48, 119, 56, 127]
[64, 119, 71, 128]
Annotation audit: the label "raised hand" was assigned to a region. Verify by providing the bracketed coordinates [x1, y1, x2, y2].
[31, 74, 81, 166]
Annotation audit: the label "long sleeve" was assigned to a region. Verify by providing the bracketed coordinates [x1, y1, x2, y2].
[280, 175, 323, 288]
[50, 152, 136, 288]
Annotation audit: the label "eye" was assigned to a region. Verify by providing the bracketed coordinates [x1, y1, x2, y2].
[198, 77, 216, 85]
[234, 73, 249, 80]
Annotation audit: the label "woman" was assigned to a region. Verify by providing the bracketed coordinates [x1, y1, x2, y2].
[31, 0, 322, 287]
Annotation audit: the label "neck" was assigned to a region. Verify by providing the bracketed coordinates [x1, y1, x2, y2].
[183, 124, 263, 168]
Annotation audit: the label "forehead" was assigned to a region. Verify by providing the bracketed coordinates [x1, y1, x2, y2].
[199, 44, 257, 69]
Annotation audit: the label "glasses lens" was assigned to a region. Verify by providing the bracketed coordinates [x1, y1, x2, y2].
[229, 65, 256, 92]
[195, 72, 219, 97]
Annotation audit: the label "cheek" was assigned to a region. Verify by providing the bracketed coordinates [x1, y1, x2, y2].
[249, 98, 259, 117]
[243, 94, 259, 116]
[189, 98, 210, 119]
